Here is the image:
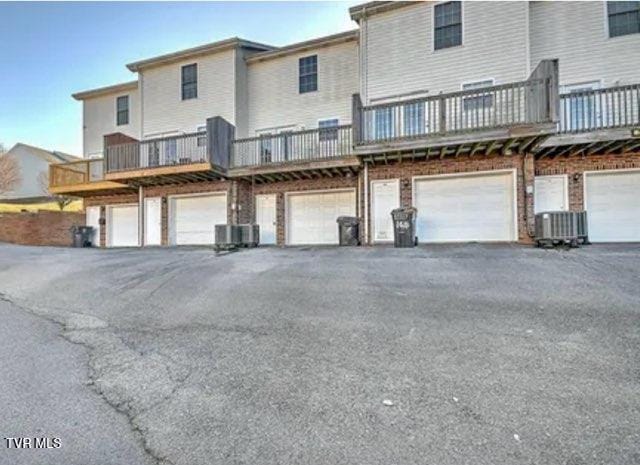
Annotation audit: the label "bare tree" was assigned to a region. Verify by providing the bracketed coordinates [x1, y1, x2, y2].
[0, 146, 21, 196]
[38, 170, 74, 211]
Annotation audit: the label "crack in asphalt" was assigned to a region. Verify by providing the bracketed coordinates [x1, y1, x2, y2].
[0, 290, 184, 465]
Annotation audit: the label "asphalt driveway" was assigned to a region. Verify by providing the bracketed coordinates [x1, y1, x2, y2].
[0, 243, 639, 465]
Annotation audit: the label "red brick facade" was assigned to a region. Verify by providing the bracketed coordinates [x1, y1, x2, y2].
[85, 180, 232, 247]
[0, 211, 85, 247]
[535, 152, 640, 211]
[81, 151, 640, 248]
[365, 154, 534, 242]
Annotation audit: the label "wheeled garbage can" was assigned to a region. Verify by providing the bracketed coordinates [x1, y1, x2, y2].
[337, 216, 360, 246]
[71, 226, 95, 247]
[391, 207, 417, 248]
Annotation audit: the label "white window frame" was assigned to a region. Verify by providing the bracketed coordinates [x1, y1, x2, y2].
[604, 1, 640, 39]
[432, 0, 464, 52]
[116, 94, 129, 126]
[318, 117, 340, 142]
[460, 78, 495, 113]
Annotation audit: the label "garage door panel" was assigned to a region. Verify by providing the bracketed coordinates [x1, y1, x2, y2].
[287, 190, 355, 245]
[586, 171, 640, 242]
[414, 172, 515, 243]
[109, 205, 139, 247]
[171, 194, 227, 245]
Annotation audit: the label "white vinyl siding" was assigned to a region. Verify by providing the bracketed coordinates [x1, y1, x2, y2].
[82, 89, 141, 157]
[246, 41, 358, 136]
[141, 49, 237, 137]
[360, 2, 529, 102]
[529, 1, 640, 87]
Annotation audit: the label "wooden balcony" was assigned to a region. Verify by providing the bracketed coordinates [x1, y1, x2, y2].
[538, 83, 640, 157]
[229, 124, 360, 183]
[49, 159, 130, 197]
[103, 117, 233, 186]
[352, 60, 559, 161]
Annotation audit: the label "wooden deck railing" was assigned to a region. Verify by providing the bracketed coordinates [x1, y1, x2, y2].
[49, 159, 104, 188]
[355, 78, 553, 145]
[231, 124, 353, 168]
[558, 84, 640, 133]
[105, 132, 208, 172]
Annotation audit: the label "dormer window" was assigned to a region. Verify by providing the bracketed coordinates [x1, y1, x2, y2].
[181, 64, 198, 100]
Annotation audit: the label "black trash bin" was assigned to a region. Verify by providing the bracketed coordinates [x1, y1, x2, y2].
[391, 207, 417, 248]
[337, 216, 360, 246]
[71, 226, 95, 248]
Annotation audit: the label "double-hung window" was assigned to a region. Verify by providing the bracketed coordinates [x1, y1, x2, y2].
[181, 64, 198, 100]
[299, 55, 318, 93]
[116, 96, 129, 126]
[318, 118, 339, 141]
[607, 1, 640, 38]
[462, 80, 494, 113]
[434, 1, 462, 50]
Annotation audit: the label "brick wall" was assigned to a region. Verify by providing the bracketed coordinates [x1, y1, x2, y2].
[366, 154, 532, 242]
[79, 151, 639, 248]
[251, 176, 359, 245]
[84, 180, 232, 246]
[0, 211, 85, 247]
[535, 152, 640, 211]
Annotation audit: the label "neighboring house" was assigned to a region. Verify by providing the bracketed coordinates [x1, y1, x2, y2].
[0, 143, 79, 202]
[50, 1, 640, 248]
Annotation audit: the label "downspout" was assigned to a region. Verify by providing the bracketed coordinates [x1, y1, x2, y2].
[364, 162, 369, 245]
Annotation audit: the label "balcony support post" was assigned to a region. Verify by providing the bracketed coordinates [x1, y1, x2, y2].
[138, 186, 144, 247]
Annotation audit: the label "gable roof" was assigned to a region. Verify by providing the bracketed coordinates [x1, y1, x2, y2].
[126, 37, 275, 72]
[245, 30, 359, 64]
[6, 143, 81, 164]
[72, 80, 138, 101]
[349, 1, 415, 22]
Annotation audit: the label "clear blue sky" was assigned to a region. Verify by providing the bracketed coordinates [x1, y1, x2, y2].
[0, 1, 359, 155]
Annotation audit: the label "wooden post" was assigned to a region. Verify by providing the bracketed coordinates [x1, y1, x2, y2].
[439, 95, 447, 133]
[351, 93, 362, 145]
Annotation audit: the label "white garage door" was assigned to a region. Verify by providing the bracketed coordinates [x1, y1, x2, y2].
[585, 170, 640, 242]
[108, 205, 139, 247]
[170, 194, 227, 245]
[287, 190, 356, 245]
[414, 171, 516, 242]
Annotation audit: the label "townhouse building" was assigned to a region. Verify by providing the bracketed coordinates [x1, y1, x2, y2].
[50, 1, 640, 247]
